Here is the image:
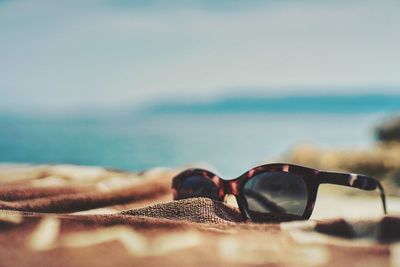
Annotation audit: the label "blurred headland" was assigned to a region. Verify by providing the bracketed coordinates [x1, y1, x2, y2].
[147, 93, 400, 115]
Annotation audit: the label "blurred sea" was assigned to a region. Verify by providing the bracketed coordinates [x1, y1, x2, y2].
[1, 94, 399, 176]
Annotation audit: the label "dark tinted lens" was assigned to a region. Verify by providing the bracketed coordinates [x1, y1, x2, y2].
[177, 175, 220, 200]
[243, 171, 308, 222]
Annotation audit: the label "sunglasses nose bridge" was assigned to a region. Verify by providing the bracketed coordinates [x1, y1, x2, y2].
[225, 179, 240, 196]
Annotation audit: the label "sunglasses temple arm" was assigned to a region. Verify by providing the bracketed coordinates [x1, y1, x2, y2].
[318, 171, 387, 215]
[376, 181, 387, 215]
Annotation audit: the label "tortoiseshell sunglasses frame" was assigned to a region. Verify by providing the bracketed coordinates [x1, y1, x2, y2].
[172, 163, 387, 222]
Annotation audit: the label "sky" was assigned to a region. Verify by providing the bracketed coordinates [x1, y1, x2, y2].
[0, 0, 400, 114]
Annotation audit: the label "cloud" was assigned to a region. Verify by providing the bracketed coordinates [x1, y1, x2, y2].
[0, 0, 399, 114]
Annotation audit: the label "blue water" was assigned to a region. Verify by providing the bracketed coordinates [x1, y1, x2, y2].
[0, 110, 391, 177]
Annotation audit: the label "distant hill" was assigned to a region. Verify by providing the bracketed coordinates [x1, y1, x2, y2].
[148, 94, 400, 114]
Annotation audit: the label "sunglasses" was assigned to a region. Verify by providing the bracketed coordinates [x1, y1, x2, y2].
[172, 163, 387, 222]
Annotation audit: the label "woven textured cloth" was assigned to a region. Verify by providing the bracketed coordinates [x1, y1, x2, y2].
[0, 164, 397, 267]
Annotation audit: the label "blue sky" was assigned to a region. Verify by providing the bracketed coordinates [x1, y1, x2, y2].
[0, 0, 400, 114]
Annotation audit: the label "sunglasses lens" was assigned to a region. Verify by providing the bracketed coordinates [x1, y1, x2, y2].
[176, 175, 220, 200]
[243, 172, 308, 221]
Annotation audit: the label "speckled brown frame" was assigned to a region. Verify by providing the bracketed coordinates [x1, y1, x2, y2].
[172, 163, 387, 222]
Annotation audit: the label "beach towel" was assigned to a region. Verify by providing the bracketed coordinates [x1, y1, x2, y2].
[0, 164, 397, 267]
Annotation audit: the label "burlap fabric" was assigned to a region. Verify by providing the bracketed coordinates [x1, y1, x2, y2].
[0, 164, 398, 267]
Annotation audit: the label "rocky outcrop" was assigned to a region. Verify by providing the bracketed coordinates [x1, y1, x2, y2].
[376, 115, 400, 142]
